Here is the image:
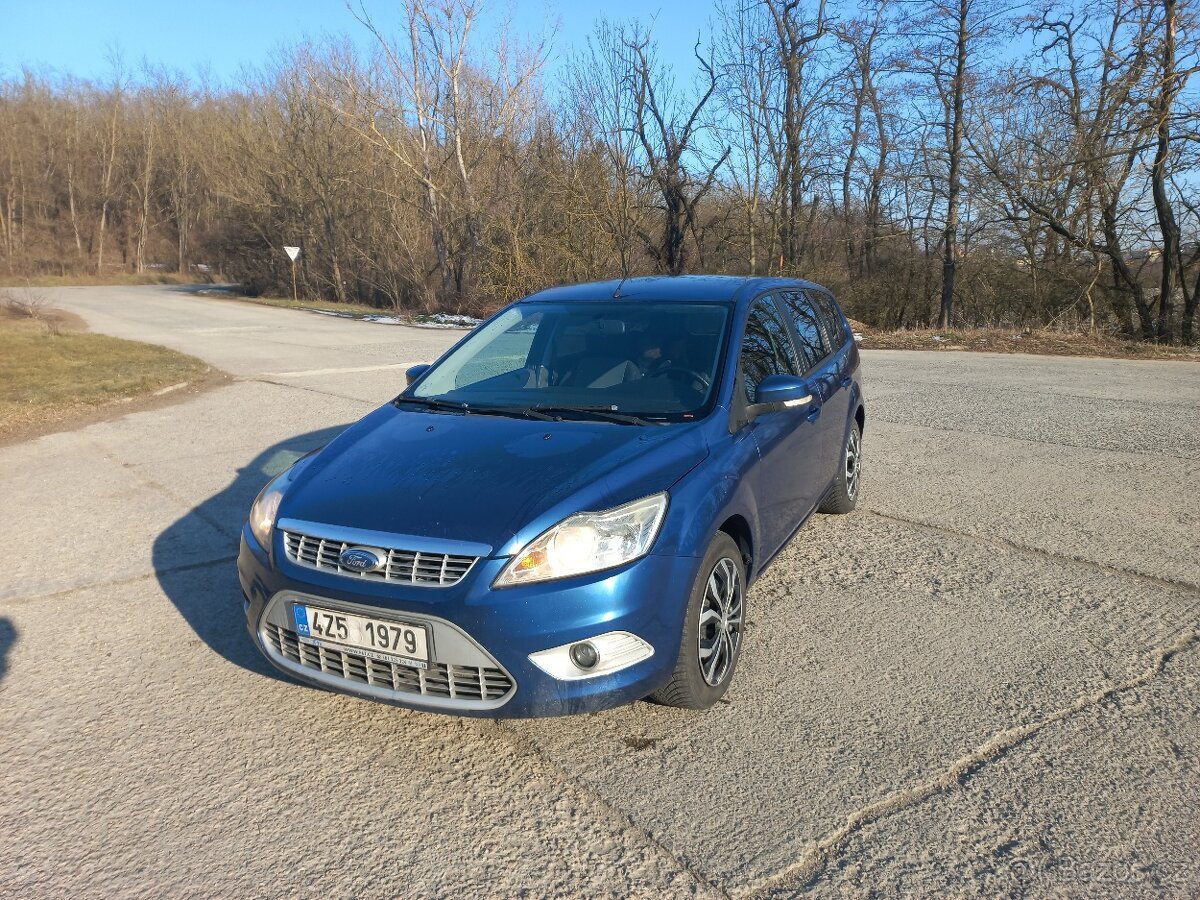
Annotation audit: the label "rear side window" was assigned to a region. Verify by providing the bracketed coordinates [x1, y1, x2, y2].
[739, 298, 799, 403]
[810, 290, 848, 351]
[776, 291, 829, 371]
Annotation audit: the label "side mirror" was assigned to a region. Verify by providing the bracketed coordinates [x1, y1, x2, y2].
[405, 363, 431, 386]
[753, 374, 815, 414]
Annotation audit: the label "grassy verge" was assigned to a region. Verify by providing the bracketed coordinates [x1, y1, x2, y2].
[227, 293, 387, 317]
[854, 324, 1198, 361]
[0, 273, 195, 288]
[202, 289, 480, 327]
[0, 308, 211, 441]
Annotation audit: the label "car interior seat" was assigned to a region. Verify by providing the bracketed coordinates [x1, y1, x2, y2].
[560, 326, 638, 388]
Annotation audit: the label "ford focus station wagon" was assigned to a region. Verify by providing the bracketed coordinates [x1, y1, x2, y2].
[237, 276, 864, 717]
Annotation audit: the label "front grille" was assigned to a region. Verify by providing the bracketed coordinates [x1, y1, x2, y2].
[283, 530, 477, 587]
[265, 623, 514, 702]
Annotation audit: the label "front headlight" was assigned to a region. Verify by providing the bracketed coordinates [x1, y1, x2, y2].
[248, 453, 318, 549]
[249, 476, 286, 549]
[494, 492, 668, 587]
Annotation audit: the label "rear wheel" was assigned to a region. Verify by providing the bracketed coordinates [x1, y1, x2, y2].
[819, 420, 862, 514]
[651, 532, 746, 709]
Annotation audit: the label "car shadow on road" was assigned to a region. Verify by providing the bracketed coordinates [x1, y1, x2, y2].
[151, 425, 350, 680]
[0, 617, 15, 684]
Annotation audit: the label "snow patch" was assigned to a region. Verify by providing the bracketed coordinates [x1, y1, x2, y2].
[302, 307, 480, 329]
[414, 313, 483, 328]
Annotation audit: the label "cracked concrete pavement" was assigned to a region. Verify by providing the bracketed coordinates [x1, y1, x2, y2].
[2, 285, 1198, 897]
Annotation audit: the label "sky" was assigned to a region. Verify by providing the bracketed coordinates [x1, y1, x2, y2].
[1, 0, 723, 86]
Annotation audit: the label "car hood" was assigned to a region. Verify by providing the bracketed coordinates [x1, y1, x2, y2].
[278, 404, 710, 556]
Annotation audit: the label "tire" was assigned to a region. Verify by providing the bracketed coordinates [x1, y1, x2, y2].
[819, 419, 862, 514]
[651, 532, 747, 709]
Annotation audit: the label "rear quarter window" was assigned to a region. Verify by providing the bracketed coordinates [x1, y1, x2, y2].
[810, 290, 848, 351]
[776, 291, 829, 371]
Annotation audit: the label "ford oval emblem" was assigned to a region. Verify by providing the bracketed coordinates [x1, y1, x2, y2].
[339, 546, 386, 573]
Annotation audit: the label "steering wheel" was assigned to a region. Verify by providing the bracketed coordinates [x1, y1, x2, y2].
[657, 366, 712, 392]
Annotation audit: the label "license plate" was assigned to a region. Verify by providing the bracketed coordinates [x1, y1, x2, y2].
[293, 604, 430, 668]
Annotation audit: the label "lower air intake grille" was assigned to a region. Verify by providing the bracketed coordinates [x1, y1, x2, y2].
[265, 623, 514, 703]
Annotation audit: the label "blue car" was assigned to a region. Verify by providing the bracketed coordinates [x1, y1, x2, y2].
[238, 276, 864, 717]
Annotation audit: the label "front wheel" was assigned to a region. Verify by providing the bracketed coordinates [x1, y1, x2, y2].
[819, 420, 862, 514]
[651, 532, 747, 709]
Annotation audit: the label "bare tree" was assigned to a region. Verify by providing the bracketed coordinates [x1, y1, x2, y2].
[762, 0, 832, 272]
[607, 24, 730, 274]
[92, 69, 125, 276]
[715, 0, 782, 274]
[570, 22, 655, 277]
[900, 0, 1006, 327]
[973, 0, 1172, 338]
[1148, 0, 1186, 341]
[334, 0, 546, 307]
[0, 0, 1195, 343]
[834, 1, 894, 279]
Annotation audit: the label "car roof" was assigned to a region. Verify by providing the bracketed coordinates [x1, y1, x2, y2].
[519, 275, 831, 306]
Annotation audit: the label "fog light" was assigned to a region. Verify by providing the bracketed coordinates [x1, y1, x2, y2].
[529, 631, 654, 681]
[569, 641, 599, 670]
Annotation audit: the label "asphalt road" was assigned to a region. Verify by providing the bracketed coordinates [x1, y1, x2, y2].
[3, 285, 1198, 897]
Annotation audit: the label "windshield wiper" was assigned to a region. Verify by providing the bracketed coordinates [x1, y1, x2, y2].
[532, 404, 660, 426]
[466, 404, 556, 422]
[395, 396, 557, 422]
[396, 396, 657, 425]
[393, 396, 470, 414]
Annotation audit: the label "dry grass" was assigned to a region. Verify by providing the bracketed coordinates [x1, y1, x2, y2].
[2, 285, 58, 331]
[229, 293, 388, 317]
[854, 324, 1199, 361]
[202, 290, 480, 326]
[0, 272, 195, 288]
[0, 299, 210, 439]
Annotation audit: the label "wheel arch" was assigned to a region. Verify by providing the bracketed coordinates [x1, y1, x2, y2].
[717, 514, 754, 582]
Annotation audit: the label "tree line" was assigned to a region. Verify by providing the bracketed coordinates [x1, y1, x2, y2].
[1, 0, 1197, 342]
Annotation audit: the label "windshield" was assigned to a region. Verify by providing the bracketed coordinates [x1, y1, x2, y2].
[407, 301, 730, 421]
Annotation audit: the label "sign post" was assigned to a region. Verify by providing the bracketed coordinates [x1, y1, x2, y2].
[284, 246, 301, 302]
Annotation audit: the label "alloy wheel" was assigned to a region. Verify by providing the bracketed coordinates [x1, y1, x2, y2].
[697, 557, 743, 686]
[845, 427, 862, 501]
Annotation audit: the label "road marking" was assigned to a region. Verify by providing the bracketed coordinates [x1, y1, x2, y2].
[251, 363, 411, 378]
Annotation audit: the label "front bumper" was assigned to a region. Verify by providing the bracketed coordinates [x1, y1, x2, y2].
[237, 525, 701, 717]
